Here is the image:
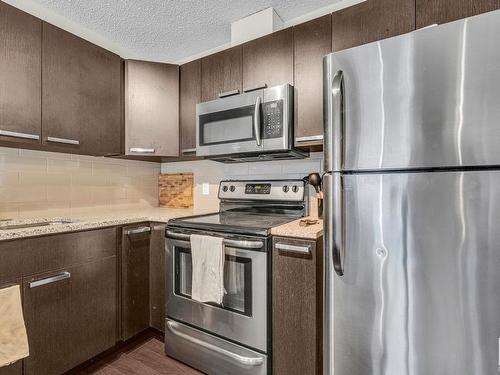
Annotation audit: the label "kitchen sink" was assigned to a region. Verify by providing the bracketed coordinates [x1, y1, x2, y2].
[0, 219, 77, 230]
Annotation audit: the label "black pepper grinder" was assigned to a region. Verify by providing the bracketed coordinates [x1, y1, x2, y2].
[303, 173, 323, 218]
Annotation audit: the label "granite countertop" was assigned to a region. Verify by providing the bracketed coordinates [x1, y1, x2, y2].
[0, 207, 212, 242]
[271, 216, 323, 240]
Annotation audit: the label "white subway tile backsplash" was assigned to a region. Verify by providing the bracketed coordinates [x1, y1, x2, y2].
[0, 148, 160, 219]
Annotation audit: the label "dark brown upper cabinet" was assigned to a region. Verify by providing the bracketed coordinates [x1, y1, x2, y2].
[180, 59, 201, 156]
[293, 15, 332, 148]
[332, 0, 415, 52]
[125, 60, 179, 158]
[242, 28, 294, 91]
[0, 2, 41, 146]
[416, 0, 500, 28]
[42, 22, 122, 156]
[201, 47, 242, 102]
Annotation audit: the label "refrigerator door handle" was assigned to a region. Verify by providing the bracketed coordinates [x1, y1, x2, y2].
[324, 172, 344, 276]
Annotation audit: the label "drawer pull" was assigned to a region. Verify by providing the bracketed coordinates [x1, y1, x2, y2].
[0, 130, 40, 140]
[218, 89, 240, 98]
[46, 136, 80, 145]
[243, 84, 267, 93]
[296, 135, 324, 143]
[29, 271, 71, 288]
[126, 226, 151, 236]
[129, 147, 155, 153]
[181, 148, 197, 155]
[275, 242, 311, 254]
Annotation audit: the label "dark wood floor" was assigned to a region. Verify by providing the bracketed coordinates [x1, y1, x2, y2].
[74, 334, 203, 375]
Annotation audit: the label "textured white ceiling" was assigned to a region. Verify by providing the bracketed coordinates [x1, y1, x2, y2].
[22, 0, 345, 62]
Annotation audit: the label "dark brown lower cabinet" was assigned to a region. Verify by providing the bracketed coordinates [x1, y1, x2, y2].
[272, 237, 323, 375]
[23, 256, 117, 375]
[149, 223, 166, 332]
[0, 362, 21, 375]
[121, 225, 151, 340]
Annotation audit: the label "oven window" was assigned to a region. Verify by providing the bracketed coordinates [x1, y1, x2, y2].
[199, 105, 255, 145]
[174, 247, 253, 316]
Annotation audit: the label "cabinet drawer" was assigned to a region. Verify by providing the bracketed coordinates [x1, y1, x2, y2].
[0, 228, 117, 283]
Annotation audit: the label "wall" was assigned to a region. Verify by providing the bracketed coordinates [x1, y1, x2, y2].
[161, 153, 323, 211]
[0, 147, 159, 219]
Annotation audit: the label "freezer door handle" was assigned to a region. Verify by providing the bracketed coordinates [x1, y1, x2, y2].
[324, 173, 344, 276]
[323, 62, 344, 172]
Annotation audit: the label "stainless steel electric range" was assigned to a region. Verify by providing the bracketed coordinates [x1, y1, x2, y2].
[165, 179, 307, 375]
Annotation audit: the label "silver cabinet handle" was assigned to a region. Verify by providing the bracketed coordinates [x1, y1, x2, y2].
[243, 83, 267, 93]
[181, 148, 196, 155]
[166, 320, 264, 366]
[296, 135, 324, 143]
[166, 230, 263, 249]
[126, 226, 151, 236]
[129, 147, 155, 153]
[275, 242, 311, 254]
[254, 96, 262, 147]
[29, 271, 71, 288]
[0, 130, 40, 140]
[218, 89, 240, 98]
[46, 136, 80, 145]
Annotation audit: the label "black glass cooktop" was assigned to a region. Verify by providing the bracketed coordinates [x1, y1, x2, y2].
[168, 211, 299, 236]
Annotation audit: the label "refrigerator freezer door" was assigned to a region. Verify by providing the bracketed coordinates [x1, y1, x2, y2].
[327, 9, 500, 171]
[330, 170, 500, 375]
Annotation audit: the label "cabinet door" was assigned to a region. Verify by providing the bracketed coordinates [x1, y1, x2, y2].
[125, 60, 179, 157]
[294, 15, 332, 148]
[149, 223, 166, 332]
[242, 28, 293, 91]
[201, 47, 242, 102]
[42, 22, 121, 156]
[416, 0, 500, 28]
[0, 280, 23, 375]
[23, 257, 117, 375]
[272, 237, 323, 375]
[180, 60, 201, 157]
[121, 225, 151, 339]
[0, 2, 41, 146]
[332, 0, 415, 52]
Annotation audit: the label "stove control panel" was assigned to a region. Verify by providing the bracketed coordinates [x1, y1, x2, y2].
[219, 180, 305, 201]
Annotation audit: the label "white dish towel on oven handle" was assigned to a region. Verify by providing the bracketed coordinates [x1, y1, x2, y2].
[190, 234, 225, 305]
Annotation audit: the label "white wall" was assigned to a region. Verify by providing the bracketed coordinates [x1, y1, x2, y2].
[161, 153, 323, 211]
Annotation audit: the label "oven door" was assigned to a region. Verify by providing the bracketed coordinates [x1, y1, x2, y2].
[166, 229, 269, 353]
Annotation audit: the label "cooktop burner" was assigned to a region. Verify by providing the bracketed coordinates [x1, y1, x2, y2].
[167, 179, 308, 236]
[169, 211, 298, 236]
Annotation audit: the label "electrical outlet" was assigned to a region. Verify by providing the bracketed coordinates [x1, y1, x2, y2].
[202, 183, 210, 195]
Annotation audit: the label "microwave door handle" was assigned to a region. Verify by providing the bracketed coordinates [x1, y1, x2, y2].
[254, 96, 262, 146]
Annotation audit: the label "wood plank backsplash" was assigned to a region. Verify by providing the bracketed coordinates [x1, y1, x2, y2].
[159, 173, 193, 208]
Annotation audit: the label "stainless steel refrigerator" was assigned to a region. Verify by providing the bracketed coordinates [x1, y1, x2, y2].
[322, 9, 500, 375]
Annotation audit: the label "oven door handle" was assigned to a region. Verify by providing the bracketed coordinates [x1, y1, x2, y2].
[166, 321, 264, 366]
[166, 230, 264, 249]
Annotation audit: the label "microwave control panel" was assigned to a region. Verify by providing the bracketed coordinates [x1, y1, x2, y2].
[262, 100, 284, 139]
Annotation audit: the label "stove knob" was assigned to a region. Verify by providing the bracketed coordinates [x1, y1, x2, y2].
[222, 186, 228, 192]
[229, 185, 236, 192]
[282, 185, 289, 193]
[292, 185, 299, 193]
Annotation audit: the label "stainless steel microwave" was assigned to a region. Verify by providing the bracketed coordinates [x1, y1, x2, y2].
[196, 84, 308, 162]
